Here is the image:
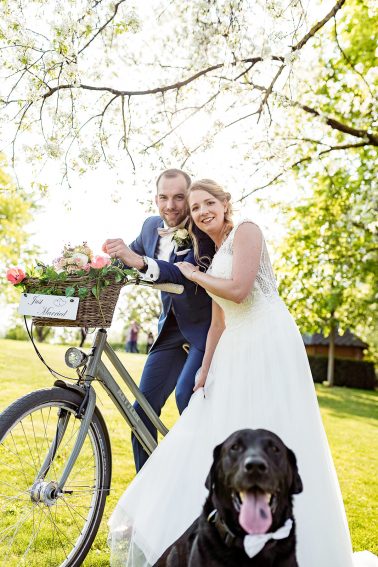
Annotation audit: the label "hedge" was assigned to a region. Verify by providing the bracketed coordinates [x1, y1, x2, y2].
[308, 356, 376, 390]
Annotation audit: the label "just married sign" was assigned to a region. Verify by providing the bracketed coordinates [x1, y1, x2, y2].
[19, 293, 79, 320]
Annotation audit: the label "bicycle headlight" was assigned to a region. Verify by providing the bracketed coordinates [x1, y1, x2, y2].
[65, 348, 88, 368]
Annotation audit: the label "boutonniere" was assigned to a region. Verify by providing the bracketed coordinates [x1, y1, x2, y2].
[172, 228, 191, 249]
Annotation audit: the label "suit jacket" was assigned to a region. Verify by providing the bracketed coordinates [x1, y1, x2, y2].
[129, 216, 213, 350]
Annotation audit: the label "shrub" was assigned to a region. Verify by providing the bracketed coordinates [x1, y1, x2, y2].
[308, 356, 376, 390]
[5, 324, 29, 341]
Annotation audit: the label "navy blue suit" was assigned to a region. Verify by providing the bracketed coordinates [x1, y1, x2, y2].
[129, 216, 213, 470]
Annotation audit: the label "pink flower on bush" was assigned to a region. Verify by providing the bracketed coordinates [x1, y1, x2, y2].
[83, 263, 91, 272]
[90, 255, 111, 270]
[6, 267, 26, 285]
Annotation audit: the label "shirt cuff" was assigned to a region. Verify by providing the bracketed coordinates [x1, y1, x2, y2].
[137, 257, 160, 281]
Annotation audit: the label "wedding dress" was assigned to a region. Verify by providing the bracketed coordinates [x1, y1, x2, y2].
[109, 220, 377, 567]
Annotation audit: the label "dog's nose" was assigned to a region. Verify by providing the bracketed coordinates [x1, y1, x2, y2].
[244, 456, 268, 474]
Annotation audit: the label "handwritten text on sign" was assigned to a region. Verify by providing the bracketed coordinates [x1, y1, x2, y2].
[19, 293, 79, 320]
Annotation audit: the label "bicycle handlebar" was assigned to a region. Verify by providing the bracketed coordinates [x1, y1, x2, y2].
[151, 282, 184, 294]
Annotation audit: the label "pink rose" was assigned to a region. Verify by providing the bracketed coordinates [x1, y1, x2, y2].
[6, 267, 26, 285]
[90, 255, 111, 269]
[83, 263, 91, 272]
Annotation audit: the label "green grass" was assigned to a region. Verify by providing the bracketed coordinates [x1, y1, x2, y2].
[0, 338, 377, 565]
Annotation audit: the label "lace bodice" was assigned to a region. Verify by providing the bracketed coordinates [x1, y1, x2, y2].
[207, 219, 280, 327]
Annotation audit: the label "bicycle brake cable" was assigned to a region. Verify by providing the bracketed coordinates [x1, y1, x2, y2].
[24, 316, 77, 382]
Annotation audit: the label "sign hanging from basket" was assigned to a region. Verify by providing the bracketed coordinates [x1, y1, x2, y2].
[19, 293, 79, 320]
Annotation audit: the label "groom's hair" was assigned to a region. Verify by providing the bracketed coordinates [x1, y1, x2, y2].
[156, 169, 191, 191]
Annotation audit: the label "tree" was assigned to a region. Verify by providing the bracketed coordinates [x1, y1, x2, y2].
[276, 166, 377, 384]
[272, 0, 377, 383]
[0, 155, 38, 300]
[1, 0, 364, 194]
[118, 285, 161, 339]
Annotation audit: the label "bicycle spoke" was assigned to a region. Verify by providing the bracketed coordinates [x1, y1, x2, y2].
[20, 420, 39, 474]
[22, 503, 46, 562]
[61, 496, 92, 524]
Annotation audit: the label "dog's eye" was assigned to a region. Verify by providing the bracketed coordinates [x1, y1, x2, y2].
[270, 444, 280, 453]
[231, 443, 241, 452]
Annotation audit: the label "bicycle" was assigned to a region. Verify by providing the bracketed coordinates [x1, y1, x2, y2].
[0, 279, 184, 567]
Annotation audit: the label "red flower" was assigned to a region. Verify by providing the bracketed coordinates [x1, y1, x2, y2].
[6, 267, 26, 285]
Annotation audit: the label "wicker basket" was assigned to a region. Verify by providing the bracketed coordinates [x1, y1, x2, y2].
[24, 276, 124, 328]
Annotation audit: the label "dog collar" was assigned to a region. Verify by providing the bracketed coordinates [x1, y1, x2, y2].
[207, 509, 240, 548]
[207, 510, 293, 558]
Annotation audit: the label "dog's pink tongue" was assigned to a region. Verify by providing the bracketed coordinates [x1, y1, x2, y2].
[238, 493, 272, 535]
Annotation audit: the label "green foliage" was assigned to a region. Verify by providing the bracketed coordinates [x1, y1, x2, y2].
[277, 167, 377, 343]
[118, 285, 161, 335]
[276, 0, 377, 359]
[4, 324, 28, 341]
[308, 356, 376, 390]
[0, 156, 38, 300]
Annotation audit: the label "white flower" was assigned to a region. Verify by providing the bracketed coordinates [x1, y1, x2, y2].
[172, 228, 191, 249]
[73, 253, 89, 268]
[175, 229, 188, 239]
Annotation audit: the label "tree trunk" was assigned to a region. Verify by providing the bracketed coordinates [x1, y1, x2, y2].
[35, 326, 50, 342]
[327, 322, 336, 386]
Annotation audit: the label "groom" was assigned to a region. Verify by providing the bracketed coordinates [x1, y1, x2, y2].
[103, 169, 214, 471]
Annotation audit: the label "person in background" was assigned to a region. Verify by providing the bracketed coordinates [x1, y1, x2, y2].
[146, 332, 154, 354]
[125, 321, 140, 353]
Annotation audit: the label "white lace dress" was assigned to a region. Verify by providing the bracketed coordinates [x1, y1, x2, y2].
[109, 220, 376, 567]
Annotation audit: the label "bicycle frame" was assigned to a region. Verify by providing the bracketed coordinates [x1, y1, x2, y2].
[37, 327, 169, 492]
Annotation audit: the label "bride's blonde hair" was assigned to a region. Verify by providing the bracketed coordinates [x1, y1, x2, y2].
[188, 179, 234, 268]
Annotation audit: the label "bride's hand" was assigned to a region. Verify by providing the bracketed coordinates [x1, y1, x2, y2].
[193, 370, 207, 392]
[175, 262, 200, 281]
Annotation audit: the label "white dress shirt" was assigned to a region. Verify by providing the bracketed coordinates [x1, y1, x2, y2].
[138, 232, 175, 282]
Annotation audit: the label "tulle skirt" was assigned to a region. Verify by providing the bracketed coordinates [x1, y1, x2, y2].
[109, 297, 374, 567]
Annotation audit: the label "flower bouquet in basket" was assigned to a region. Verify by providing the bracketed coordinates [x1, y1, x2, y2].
[6, 243, 136, 328]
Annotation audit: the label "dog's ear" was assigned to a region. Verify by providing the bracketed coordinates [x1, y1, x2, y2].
[205, 442, 222, 493]
[287, 448, 303, 494]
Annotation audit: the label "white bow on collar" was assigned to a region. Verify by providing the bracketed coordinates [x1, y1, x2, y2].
[243, 518, 293, 558]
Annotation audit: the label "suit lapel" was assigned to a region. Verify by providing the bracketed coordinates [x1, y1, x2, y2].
[169, 248, 177, 263]
[152, 219, 163, 258]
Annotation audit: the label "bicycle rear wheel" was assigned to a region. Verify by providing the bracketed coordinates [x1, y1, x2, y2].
[0, 387, 111, 567]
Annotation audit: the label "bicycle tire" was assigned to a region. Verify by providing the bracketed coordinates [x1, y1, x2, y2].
[0, 387, 112, 567]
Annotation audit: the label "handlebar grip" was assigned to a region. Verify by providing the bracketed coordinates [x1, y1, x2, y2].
[152, 283, 184, 294]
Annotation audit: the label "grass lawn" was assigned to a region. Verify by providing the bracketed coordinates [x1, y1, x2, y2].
[0, 338, 377, 565]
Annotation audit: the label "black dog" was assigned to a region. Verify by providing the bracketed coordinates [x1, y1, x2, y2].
[155, 429, 303, 566]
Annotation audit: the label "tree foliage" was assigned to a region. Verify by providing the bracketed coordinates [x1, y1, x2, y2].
[276, 0, 377, 358]
[277, 167, 376, 336]
[0, 156, 38, 300]
[118, 285, 161, 338]
[1, 0, 364, 193]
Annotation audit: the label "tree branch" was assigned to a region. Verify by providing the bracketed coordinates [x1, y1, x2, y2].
[299, 103, 378, 145]
[78, 0, 127, 55]
[292, 0, 346, 52]
[41, 56, 285, 100]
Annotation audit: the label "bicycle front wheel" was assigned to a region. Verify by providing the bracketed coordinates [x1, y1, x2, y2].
[0, 387, 111, 567]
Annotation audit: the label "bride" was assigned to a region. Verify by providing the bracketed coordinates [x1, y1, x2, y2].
[109, 179, 376, 567]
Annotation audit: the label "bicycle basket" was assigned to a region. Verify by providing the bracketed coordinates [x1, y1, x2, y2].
[24, 276, 123, 328]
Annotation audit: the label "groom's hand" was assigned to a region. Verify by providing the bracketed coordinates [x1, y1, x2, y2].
[102, 238, 145, 270]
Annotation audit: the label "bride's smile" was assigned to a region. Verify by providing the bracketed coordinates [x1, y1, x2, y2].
[189, 188, 227, 247]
